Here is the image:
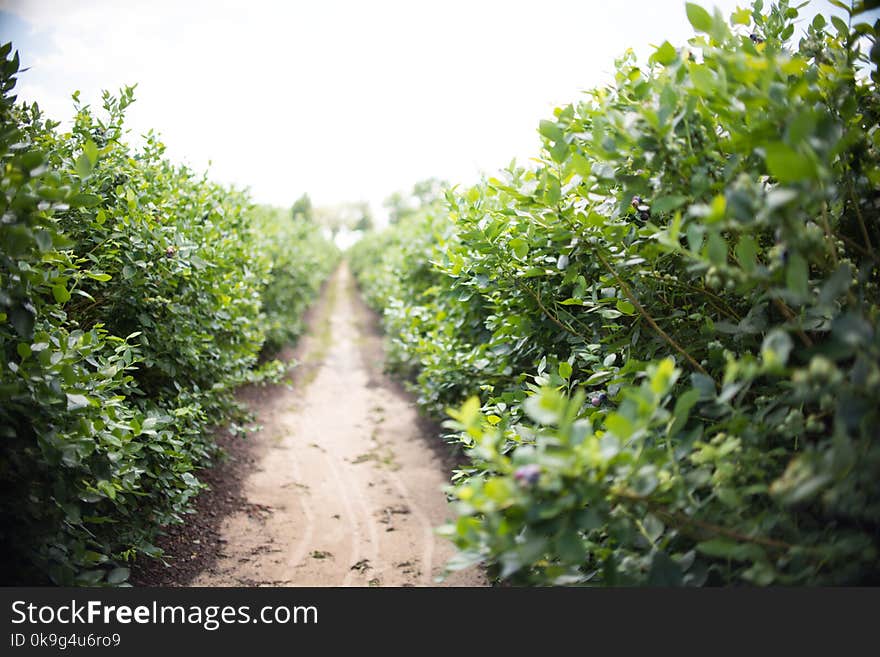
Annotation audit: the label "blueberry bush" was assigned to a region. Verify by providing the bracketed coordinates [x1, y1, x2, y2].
[351, 1, 880, 584]
[252, 204, 340, 354]
[0, 47, 338, 585]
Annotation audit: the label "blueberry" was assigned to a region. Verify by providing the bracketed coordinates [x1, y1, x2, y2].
[590, 392, 607, 407]
[513, 464, 541, 486]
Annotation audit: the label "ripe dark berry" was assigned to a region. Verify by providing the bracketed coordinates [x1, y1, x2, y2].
[590, 392, 607, 407]
[513, 464, 541, 486]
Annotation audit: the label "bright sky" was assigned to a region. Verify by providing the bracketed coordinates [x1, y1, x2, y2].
[0, 0, 857, 222]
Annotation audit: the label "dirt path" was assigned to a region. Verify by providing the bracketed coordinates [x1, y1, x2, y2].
[192, 263, 484, 587]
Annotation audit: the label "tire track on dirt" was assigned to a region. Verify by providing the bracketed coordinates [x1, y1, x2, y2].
[322, 450, 365, 586]
[282, 431, 317, 577]
[383, 468, 437, 586]
[192, 263, 484, 587]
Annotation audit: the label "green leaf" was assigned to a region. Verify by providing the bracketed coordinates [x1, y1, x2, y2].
[449, 395, 482, 427]
[558, 361, 573, 380]
[616, 299, 636, 315]
[689, 64, 715, 93]
[606, 413, 634, 439]
[538, 120, 564, 143]
[71, 193, 101, 208]
[652, 41, 678, 66]
[9, 306, 35, 339]
[736, 235, 758, 273]
[686, 3, 713, 33]
[52, 284, 71, 304]
[544, 176, 561, 204]
[633, 466, 659, 496]
[649, 358, 678, 395]
[524, 388, 565, 425]
[96, 480, 117, 500]
[75, 152, 93, 179]
[853, 1, 880, 16]
[786, 253, 809, 298]
[766, 188, 798, 210]
[761, 329, 793, 369]
[66, 393, 90, 410]
[585, 370, 613, 385]
[731, 7, 752, 25]
[686, 223, 704, 254]
[707, 194, 726, 223]
[556, 530, 586, 563]
[76, 570, 105, 586]
[764, 143, 816, 183]
[819, 264, 852, 305]
[691, 373, 716, 399]
[549, 140, 569, 164]
[707, 231, 727, 266]
[830, 15, 848, 36]
[83, 139, 99, 166]
[647, 550, 684, 586]
[509, 238, 529, 260]
[570, 153, 591, 177]
[669, 388, 700, 436]
[652, 195, 687, 213]
[34, 230, 53, 252]
[770, 455, 834, 505]
[106, 567, 130, 585]
[697, 538, 766, 562]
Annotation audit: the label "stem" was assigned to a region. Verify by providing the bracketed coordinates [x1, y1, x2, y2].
[682, 115, 695, 158]
[515, 278, 588, 342]
[641, 271, 742, 321]
[847, 179, 875, 257]
[594, 249, 710, 376]
[772, 298, 814, 348]
[820, 202, 839, 268]
[838, 232, 876, 260]
[614, 489, 802, 553]
[653, 507, 797, 552]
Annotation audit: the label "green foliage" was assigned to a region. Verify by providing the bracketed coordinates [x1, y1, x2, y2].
[291, 193, 313, 222]
[350, 192, 495, 414]
[352, 1, 880, 585]
[0, 46, 337, 585]
[252, 206, 339, 353]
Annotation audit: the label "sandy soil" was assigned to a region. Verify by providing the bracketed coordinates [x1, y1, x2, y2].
[190, 263, 484, 587]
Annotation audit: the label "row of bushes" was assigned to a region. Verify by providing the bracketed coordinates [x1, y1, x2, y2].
[0, 47, 339, 585]
[351, 0, 880, 585]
